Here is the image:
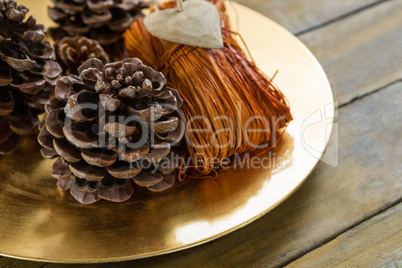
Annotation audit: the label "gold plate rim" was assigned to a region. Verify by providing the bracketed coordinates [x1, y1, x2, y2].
[0, 2, 334, 263]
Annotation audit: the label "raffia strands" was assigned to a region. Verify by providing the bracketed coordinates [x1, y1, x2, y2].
[123, 0, 292, 176]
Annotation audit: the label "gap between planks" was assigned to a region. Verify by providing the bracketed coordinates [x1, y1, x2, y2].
[275, 81, 402, 267]
[294, 0, 391, 36]
[233, 0, 382, 34]
[280, 197, 402, 267]
[337, 79, 402, 109]
[298, 0, 402, 106]
[285, 201, 402, 267]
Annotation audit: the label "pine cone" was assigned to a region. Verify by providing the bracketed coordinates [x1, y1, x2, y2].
[0, 0, 62, 155]
[55, 36, 110, 76]
[38, 58, 185, 204]
[49, 0, 149, 46]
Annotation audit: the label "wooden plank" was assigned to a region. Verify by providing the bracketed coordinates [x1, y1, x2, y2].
[232, 0, 380, 34]
[298, 0, 402, 106]
[42, 82, 402, 268]
[286, 203, 402, 268]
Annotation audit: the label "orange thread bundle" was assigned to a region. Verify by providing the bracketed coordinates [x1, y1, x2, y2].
[123, 0, 292, 176]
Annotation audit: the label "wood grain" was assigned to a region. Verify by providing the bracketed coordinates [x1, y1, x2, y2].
[286, 203, 402, 268]
[298, 0, 402, 106]
[232, 0, 381, 34]
[40, 82, 402, 268]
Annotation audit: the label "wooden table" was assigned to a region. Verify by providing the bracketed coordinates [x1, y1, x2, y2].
[1, 0, 401, 267]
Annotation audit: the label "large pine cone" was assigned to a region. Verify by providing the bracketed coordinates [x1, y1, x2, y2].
[49, 0, 149, 46]
[0, 0, 62, 155]
[38, 58, 185, 204]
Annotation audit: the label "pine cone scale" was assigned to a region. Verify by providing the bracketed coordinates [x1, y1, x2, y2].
[6, 109, 39, 135]
[51, 157, 71, 179]
[62, 20, 91, 35]
[57, 177, 72, 190]
[52, 0, 85, 14]
[48, 6, 68, 21]
[107, 9, 133, 32]
[45, 108, 65, 138]
[70, 161, 107, 181]
[81, 148, 118, 167]
[55, 75, 80, 101]
[133, 172, 163, 187]
[1, 51, 36, 72]
[82, 9, 112, 25]
[38, 124, 55, 150]
[0, 117, 13, 142]
[0, 89, 14, 115]
[106, 161, 142, 179]
[0, 133, 20, 154]
[10, 72, 46, 94]
[62, 121, 98, 149]
[0, 61, 13, 86]
[119, 144, 149, 162]
[53, 138, 82, 162]
[98, 177, 134, 203]
[40, 148, 58, 159]
[29, 60, 62, 80]
[70, 176, 100, 204]
[18, 41, 56, 60]
[147, 174, 175, 192]
[87, 0, 114, 11]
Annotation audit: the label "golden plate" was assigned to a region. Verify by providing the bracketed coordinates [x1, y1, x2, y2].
[0, 1, 334, 263]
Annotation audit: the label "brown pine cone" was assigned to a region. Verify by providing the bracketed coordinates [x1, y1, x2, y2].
[38, 58, 185, 204]
[0, 0, 62, 155]
[55, 36, 110, 76]
[49, 0, 150, 46]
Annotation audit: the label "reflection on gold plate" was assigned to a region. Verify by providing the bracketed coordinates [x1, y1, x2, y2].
[0, 0, 334, 263]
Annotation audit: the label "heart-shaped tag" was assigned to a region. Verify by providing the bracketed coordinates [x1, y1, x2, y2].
[143, 0, 223, 49]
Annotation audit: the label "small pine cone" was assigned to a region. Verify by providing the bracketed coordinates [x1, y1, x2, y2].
[0, 0, 62, 155]
[38, 58, 185, 204]
[49, 0, 149, 46]
[55, 36, 110, 76]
